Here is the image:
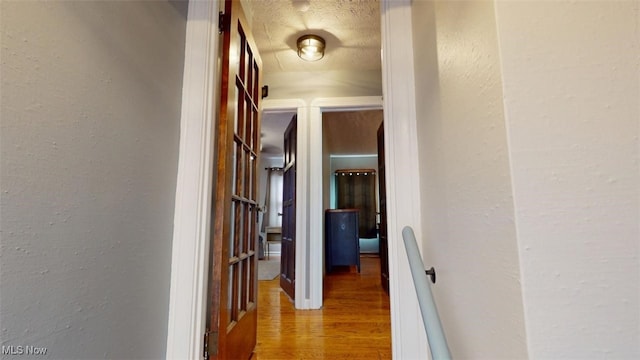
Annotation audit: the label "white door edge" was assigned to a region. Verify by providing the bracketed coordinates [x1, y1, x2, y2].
[166, 1, 221, 359]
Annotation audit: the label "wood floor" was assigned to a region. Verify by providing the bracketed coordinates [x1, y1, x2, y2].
[253, 256, 391, 359]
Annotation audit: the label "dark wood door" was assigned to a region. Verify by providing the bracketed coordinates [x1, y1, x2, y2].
[377, 122, 389, 293]
[206, 1, 262, 359]
[280, 115, 297, 300]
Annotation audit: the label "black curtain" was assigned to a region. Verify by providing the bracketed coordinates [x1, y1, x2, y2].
[336, 170, 377, 238]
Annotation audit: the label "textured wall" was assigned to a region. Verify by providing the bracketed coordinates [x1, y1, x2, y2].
[0, 1, 186, 358]
[412, 1, 529, 358]
[495, 1, 639, 358]
[264, 70, 382, 101]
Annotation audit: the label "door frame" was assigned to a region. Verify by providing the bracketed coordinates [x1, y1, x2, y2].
[379, 0, 429, 357]
[165, 1, 221, 358]
[166, 0, 427, 358]
[308, 97, 383, 310]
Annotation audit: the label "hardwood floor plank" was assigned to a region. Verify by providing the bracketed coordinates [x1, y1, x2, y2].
[253, 256, 391, 359]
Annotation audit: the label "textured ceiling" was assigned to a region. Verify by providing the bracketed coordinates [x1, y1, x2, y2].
[248, 0, 381, 73]
[248, 0, 383, 157]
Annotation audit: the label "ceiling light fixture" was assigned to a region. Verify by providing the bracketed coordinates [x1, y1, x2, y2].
[297, 34, 325, 61]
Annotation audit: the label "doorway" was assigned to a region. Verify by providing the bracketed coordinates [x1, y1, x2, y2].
[256, 104, 391, 358]
[260, 97, 384, 308]
[323, 109, 384, 275]
[258, 110, 295, 261]
[322, 109, 389, 309]
[307, 97, 384, 308]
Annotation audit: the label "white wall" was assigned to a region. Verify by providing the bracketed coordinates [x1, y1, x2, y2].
[0, 1, 186, 358]
[495, 1, 639, 358]
[412, 1, 528, 358]
[265, 70, 382, 102]
[414, 0, 639, 358]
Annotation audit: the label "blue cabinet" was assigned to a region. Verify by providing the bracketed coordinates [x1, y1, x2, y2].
[325, 209, 360, 273]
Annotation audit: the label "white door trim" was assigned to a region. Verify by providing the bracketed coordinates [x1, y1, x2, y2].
[165, 1, 221, 358]
[380, 0, 429, 358]
[308, 97, 384, 310]
[261, 99, 309, 309]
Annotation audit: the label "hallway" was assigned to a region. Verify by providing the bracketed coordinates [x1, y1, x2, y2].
[253, 256, 391, 359]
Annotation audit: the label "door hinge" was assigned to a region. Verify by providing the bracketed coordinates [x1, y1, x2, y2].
[219, 12, 230, 33]
[203, 330, 209, 360]
[203, 330, 218, 360]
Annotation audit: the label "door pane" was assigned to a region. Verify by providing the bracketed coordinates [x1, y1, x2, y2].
[238, 30, 245, 82]
[228, 201, 236, 258]
[236, 202, 244, 255]
[236, 80, 245, 138]
[227, 264, 234, 324]
[231, 144, 238, 195]
[246, 49, 253, 101]
[237, 260, 244, 313]
[235, 142, 244, 196]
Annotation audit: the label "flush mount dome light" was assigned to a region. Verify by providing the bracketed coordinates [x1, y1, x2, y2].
[297, 34, 325, 61]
